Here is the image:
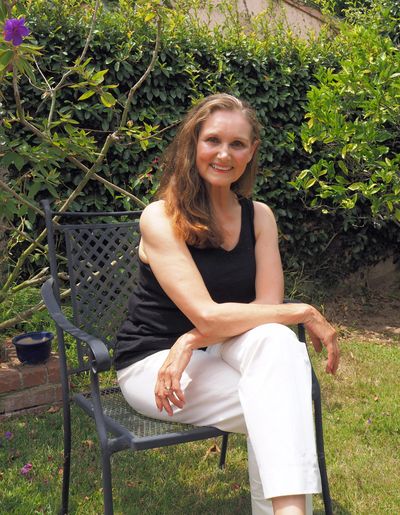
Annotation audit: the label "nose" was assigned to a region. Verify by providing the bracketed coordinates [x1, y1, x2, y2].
[217, 144, 230, 160]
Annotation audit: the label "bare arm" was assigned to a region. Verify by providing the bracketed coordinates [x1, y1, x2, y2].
[141, 201, 321, 339]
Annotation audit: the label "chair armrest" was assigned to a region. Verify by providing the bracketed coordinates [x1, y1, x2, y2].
[41, 278, 111, 373]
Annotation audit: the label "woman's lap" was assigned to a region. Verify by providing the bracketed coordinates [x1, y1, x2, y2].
[117, 323, 309, 433]
[117, 345, 247, 433]
[117, 323, 308, 430]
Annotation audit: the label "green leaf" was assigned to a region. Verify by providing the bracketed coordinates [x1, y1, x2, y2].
[348, 182, 362, 191]
[139, 139, 149, 151]
[1, 152, 25, 171]
[100, 92, 116, 107]
[0, 1, 7, 21]
[297, 170, 309, 181]
[338, 161, 349, 175]
[91, 69, 108, 84]
[70, 81, 89, 88]
[16, 57, 36, 82]
[0, 50, 13, 70]
[18, 44, 43, 55]
[145, 12, 155, 22]
[47, 184, 59, 198]
[27, 180, 42, 199]
[78, 57, 92, 68]
[305, 178, 317, 189]
[78, 90, 96, 101]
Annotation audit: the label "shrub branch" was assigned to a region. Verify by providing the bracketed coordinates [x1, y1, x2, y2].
[1, 5, 162, 315]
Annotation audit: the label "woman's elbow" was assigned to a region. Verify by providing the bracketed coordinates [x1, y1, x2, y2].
[194, 305, 219, 338]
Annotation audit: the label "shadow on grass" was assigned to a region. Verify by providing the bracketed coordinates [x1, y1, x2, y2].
[314, 499, 352, 515]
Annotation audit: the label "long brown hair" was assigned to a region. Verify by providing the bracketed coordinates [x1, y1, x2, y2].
[158, 93, 261, 248]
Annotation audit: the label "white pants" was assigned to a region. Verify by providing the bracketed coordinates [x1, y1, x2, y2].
[117, 323, 321, 514]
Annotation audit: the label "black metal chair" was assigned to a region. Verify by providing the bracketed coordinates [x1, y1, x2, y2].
[40, 200, 333, 515]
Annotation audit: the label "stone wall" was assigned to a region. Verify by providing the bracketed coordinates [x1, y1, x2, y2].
[187, 0, 326, 39]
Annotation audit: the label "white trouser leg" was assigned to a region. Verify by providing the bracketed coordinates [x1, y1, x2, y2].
[221, 323, 321, 500]
[117, 323, 321, 512]
[248, 441, 312, 515]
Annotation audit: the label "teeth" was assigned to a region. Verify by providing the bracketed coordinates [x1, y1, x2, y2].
[211, 164, 231, 171]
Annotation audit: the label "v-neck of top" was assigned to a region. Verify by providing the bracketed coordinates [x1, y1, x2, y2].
[218, 198, 244, 253]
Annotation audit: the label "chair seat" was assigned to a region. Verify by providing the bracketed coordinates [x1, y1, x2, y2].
[74, 387, 227, 451]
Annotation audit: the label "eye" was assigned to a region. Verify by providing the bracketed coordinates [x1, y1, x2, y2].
[205, 136, 219, 144]
[231, 140, 245, 148]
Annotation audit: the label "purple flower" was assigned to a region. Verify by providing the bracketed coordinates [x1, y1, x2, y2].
[3, 18, 30, 46]
[20, 463, 33, 475]
[5, 431, 12, 440]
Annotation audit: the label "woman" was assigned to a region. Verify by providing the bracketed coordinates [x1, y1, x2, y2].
[114, 93, 339, 515]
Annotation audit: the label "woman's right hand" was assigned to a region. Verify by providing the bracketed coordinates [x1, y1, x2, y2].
[154, 335, 193, 416]
[304, 306, 339, 375]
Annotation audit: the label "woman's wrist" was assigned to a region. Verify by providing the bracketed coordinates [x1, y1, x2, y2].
[301, 304, 319, 325]
[176, 331, 198, 352]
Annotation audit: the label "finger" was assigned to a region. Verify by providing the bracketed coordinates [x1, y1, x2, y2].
[171, 377, 185, 403]
[161, 395, 173, 416]
[308, 331, 323, 353]
[155, 383, 166, 411]
[163, 384, 172, 394]
[156, 387, 173, 413]
[155, 377, 171, 410]
[326, 341, 340, 375]
[331, 349, 340, 375]
[158, 373, 184, 409]
[160, 380, 176, 414]
[172, 387, 185, 404]
[168, 391, 185, 409]
[155, 393, 163, 411]
[164, 381, 184, 409]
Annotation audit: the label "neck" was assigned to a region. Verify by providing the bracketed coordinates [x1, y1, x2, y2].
[207, 186, 238, 213]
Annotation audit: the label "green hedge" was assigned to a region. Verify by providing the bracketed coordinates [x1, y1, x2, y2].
[2, 0, 398, 282]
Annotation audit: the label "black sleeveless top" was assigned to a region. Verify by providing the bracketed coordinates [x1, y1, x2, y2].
[113, 198, 256, 370]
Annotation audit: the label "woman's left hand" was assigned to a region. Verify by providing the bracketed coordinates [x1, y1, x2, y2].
[154, 335, 193, 416]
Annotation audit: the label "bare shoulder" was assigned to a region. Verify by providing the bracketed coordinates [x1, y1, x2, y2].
[140, 200, 184, 252]
[252, 200, 278, 237]
[253, 200, 276, 219]
[140, 200, 169, 235]
[140, 199, 166, 222]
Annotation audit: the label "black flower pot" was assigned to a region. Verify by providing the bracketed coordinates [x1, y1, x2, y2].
[12, 331, 54, 365]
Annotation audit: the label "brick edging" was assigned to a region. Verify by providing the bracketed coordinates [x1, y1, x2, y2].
[0, 339, 62, 416]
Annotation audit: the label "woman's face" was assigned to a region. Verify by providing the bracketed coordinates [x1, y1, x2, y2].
[195, 109, 258, 190]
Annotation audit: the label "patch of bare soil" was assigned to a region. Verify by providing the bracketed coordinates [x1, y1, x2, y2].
[322, 264, 400, 344]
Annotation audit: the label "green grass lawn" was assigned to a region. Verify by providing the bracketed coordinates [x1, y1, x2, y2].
[1, 338, 399, 514]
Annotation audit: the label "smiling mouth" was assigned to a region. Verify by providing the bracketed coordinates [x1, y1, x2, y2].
[211, 164, 232, 171]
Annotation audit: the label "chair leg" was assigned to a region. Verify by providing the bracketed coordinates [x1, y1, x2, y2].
[312, 371, 333, 515]
[101, 448, 114, 515]
[60, 399, 71, 514]
[219, 434, 229, 469]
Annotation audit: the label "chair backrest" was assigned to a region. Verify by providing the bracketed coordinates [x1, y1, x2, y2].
[64, 219, 141, 345]
[43, 202, 142, 368]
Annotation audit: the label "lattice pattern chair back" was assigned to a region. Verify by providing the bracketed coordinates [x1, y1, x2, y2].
[63, 219, 140, 348]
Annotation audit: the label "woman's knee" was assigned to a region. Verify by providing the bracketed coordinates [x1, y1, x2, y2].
[246, 323, 298, 344]
[222, 323, 307, 372]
